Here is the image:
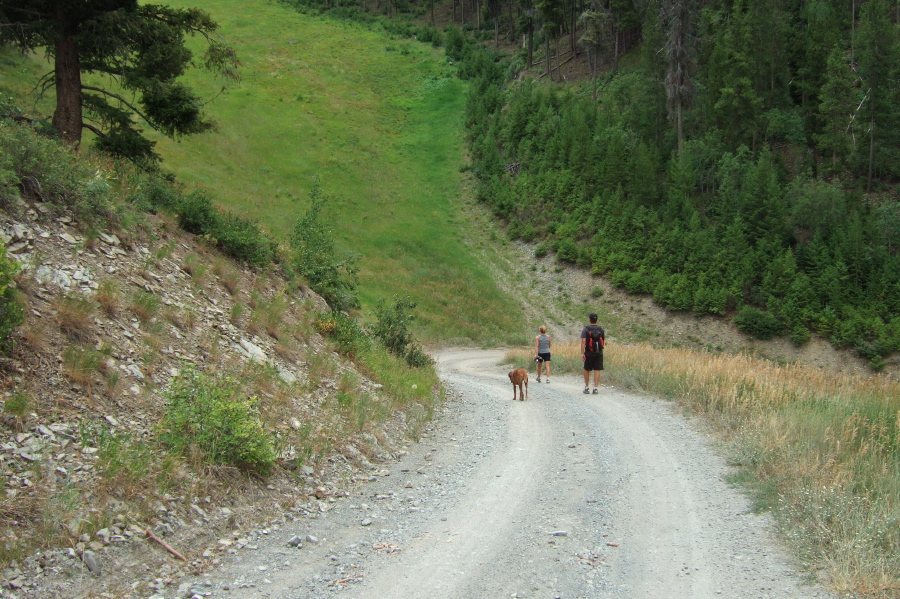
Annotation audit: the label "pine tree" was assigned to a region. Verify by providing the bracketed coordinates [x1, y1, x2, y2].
[856, 0, 900, 190]
[706, 0, 765, 148]
[0, 1, 238, 165]
[662, 0, 696, 156]
[814, 45, 860, 174]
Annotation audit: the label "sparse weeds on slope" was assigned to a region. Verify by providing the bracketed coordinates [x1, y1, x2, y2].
[94, 280, 120, 316]
[129, 290, 161, 324]
[53, 294, 95, 342]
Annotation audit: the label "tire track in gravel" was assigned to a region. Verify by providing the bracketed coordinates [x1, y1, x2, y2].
[179, 349, 835, 599]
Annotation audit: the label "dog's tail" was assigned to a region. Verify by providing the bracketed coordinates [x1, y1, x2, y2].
[525, 375, 528, 399]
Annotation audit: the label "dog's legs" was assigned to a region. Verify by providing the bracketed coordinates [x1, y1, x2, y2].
[523, 379, 528, 400]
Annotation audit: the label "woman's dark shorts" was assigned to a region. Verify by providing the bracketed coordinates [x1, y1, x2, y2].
[538, 352, 551, 362]
[583, 352, 603, 371]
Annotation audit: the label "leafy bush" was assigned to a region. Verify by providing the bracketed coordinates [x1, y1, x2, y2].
[445, 26, 466, 61]
[0, 121, 118, 224]
[790, 324, 811, 346]
[373, 296, 432, 368]
[556, 237, 578, 263]
[734, 306, 783, 340]
[213, 211, 279, 266]
[289, 183, 359, 312]
[160, 367, 276, 475]
[693, 286, 727, 316]
[167, 189, 277, 266]
[176, 190, 219, 235]
[316, 311, 370, 357]
[0, 243, 22, 353]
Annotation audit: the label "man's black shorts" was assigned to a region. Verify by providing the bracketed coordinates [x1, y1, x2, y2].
[583, 352, 603, 371]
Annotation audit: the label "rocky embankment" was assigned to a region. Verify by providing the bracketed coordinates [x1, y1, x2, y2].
[0, 205, 418, 598]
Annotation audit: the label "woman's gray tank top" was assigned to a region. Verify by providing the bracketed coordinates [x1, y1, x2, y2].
[538, 334, 550, 353]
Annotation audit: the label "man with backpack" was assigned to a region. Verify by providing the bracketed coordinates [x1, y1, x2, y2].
[580, 313, 605, 395]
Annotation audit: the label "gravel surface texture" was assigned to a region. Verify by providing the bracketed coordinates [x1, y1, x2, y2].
[175, 349, 835, 599]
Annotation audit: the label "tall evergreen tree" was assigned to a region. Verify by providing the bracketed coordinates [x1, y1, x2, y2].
[662, 0, 696, 155]
[706, 0, 765, 148]
[0, 0, 238, 164]
[536, 0, 565, 79]
[856, 0, 900, 190]
[579, 0, 613, 95]
[814, 45, 860, 174]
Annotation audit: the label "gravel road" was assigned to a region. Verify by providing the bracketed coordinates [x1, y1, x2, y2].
[179, 349, 835, 599]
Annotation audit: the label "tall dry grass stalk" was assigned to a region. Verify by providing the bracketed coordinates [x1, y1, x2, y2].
[505, 341, 900, 595]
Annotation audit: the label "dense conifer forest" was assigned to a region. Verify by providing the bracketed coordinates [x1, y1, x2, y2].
[282, 0, 900, 368]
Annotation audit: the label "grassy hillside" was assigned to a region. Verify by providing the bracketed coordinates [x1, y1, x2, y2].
[150, 0, 520, 344]
[0, 0, 523, 345]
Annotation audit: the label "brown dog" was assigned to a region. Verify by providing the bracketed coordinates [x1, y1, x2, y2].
[508, 368, 528, 401]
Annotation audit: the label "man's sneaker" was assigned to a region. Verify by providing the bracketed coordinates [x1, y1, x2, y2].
[583, 387, 590, 394]
[592, 388, 599, 395]
[545, 378, 550, 383]
[537, 377, 541, 383]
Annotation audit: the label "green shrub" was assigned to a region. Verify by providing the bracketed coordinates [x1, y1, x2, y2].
[289, 183, 359, 312]
[372, 296, 431, 368]
[140, 177, 183, 212]
[556, 237, 578, 263]
[176, 190, 218, 235]
[790, 324, 811, 346]
[590, 285, 604, 298]
[734, 306, 783, 340]
[213, 211, 279, 266]
[3, 391, 29, 417]
[0, 121, 119, 224]
[171, 189, 277, 266]
[317, 311, 370, 357]
[445, 26, 466, 61]
[0, 243, 23, 353]
[534, 242, 549, 259]
[160, 367, 276, 475]
[693, 285, 727, 315]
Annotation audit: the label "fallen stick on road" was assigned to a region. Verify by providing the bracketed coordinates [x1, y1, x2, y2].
[145, 528, 187, 561]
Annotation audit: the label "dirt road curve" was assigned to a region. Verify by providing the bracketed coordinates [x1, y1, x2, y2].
[187, 349, 834, 599]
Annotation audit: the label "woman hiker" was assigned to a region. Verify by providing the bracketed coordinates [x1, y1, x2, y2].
[534, 325, 551, 383]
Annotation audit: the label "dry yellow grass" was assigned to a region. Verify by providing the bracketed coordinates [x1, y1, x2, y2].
[505, 341, 900, 596]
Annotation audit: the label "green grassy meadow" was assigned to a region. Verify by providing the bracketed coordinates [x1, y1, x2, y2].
[150, 0, 522, 344]
[0, 0, 523, 345]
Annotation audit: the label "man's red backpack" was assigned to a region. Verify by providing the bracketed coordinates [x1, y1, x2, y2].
[586, 325, 605, 353]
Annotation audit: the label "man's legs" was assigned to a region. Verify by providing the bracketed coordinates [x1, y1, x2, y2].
[593, 369, 601, 388]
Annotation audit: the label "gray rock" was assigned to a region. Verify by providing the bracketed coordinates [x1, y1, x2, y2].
[239, 339, 267, 363]
[81, 550, 101, 575]
[95, 528, 111, 545]
[287, 535, 303, 548]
